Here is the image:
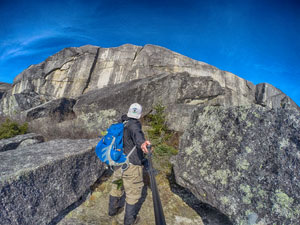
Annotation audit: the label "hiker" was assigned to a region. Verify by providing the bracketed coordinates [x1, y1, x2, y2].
[108, 103, 151, 225]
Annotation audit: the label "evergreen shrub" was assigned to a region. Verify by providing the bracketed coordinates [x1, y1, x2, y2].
[0, 118, 28, 140]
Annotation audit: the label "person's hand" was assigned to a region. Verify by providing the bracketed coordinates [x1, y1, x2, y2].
[141, 140, 151, 153]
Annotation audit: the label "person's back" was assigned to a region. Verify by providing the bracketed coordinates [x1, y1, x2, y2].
[108, 103, 151, 225]
[122, 115, 145, 165]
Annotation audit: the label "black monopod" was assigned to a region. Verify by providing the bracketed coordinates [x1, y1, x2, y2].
[146, 145, 166, 225]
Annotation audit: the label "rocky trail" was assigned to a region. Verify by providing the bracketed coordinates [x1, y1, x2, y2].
[58, 170, 231, 225]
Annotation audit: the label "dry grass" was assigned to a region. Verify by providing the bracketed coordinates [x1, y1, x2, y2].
[28, 117, 99, 141]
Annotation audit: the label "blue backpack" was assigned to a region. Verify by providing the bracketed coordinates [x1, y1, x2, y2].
[95, 122, 136, 168]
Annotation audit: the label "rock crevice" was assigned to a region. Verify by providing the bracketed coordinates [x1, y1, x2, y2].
[0, 133, 44, 152]
[82, 47, 100, 94]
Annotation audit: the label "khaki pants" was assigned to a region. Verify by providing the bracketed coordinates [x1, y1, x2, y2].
[110, 164, 144, 205]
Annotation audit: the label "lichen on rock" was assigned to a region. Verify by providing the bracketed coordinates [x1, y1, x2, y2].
[172, 105, 300, 224]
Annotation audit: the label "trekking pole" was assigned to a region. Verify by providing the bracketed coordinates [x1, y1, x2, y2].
[147, 145, 166, 225]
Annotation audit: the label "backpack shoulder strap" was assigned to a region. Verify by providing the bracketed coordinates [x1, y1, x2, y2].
[122, 119, 136, 157]
[126, 146, 136, 158]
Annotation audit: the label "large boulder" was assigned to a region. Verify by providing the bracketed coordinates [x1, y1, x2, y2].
[0, 138, 104, 225]
[0, 133, 44, 152]
[256, 83, 300, 111]
[73, 72, 226, 133]
[172, 105, 300, 224]
[73, 71, 299, 134]
[23, 97, 76, 122]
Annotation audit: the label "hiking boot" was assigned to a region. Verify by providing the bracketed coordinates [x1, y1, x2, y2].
[124, 203, 138, 225]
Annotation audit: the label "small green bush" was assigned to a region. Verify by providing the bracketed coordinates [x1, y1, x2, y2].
[155, 144, 178, 156]
[144, 103, 179, 174]
[0, 118, 28, 140]
[147, 103, 168, 138]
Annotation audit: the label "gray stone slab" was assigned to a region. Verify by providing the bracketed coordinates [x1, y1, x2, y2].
[0, 138, 105, 225]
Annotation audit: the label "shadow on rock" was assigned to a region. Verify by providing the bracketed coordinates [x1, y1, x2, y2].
[167, 169, 233, 225]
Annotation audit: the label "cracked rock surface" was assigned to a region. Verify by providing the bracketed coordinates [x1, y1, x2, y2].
[0, 133, 44, 152]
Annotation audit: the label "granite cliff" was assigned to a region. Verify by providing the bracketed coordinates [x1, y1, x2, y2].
[0, 44, 298, 131]
[0, 44, 299, 224]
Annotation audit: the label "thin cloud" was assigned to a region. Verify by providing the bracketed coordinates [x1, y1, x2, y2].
[0, 31, 93, 62]
[0, 33, 56, 60]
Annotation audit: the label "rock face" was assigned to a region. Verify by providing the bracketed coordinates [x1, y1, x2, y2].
[0, 82, 11, 99]
[172, 105, 300, 224]
[0, 133, 44, 152]
[0, 90, 48, 117]
[10, 44, 254, 103]
[12, 45, 100, 99]
[1, 43, 297, 122]
[0, 138, 104, 225]
[1, 44, 263, 119]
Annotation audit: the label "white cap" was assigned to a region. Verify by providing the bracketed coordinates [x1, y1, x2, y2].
[127, 103, 142, 119]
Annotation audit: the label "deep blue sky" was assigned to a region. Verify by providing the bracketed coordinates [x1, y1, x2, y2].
[0, 0, 299, 105]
